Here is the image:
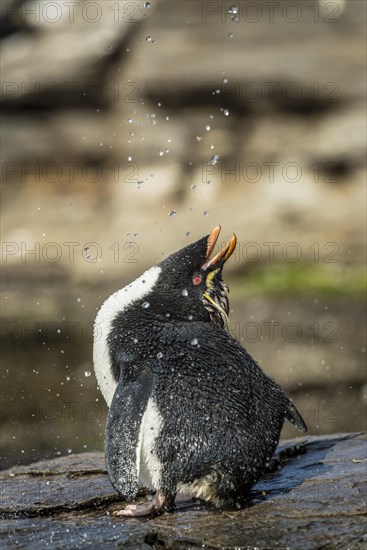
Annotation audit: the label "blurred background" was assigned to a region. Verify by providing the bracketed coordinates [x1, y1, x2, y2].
[1, 0, 366, 469]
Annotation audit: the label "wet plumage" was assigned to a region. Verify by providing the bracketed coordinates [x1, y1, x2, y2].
[93, 226, 306, 515]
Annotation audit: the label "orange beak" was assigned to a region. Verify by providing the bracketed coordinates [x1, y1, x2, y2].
[201, 225, 237, 270]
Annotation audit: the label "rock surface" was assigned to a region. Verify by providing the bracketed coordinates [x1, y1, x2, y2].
[1, 433, 366, 549]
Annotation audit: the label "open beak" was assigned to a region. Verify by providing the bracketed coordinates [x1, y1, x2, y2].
[201, 225, 237, 270]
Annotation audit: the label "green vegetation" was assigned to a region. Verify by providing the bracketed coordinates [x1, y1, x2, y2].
[228, 263, 366, 299]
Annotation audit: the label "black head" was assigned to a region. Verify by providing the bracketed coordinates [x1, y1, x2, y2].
[149, 226, 237, 329]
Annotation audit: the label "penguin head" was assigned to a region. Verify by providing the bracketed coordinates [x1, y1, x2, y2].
[94, 226, 236, 404]
[151, 226, 237, 329]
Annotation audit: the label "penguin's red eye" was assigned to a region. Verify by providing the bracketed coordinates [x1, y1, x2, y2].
[193, 275, 202, 286]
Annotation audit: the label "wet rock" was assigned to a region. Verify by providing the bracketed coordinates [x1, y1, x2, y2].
[0, 454, 116, 517]
[0, 434, 366, 548]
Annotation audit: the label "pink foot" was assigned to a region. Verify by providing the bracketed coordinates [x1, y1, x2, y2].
[112, 491, 174, 517]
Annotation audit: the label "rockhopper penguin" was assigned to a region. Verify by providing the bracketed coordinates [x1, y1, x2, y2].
[93, 226, 306, 516]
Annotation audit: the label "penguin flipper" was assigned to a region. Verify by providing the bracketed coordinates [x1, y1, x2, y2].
[284, 398, 307, 432]
[105, 369, 152, 500]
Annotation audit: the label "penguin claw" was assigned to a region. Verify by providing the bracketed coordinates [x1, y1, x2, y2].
[112, 491, 175, 517]
[118, 504, 138, 512]
[112, 502, 155, 517]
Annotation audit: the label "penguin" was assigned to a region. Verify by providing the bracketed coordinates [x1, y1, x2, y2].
[93, 226, 306, 516]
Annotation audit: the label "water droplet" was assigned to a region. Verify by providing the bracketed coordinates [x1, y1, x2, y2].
[181, 289, 188, 297]
[168, 210, 176, 217]
[157, 352, 163, 359]
[228, 32, 234, 39]
[142, 301, 150, 309]
[196, 136, 202, 141]
[144, 1, 151, 7]
[191, 338, 199, 346]
[228, 5, 239, 21]
[191, 184, 197, 189]
[84, 371, 91, 378]
[203, 211, 209, 216]
[146, 36, 152, 42]
[205, 125, 211, 131]
[223, 109, 230, 116]
[223, 78, 229, 84]
[127, 117, 133, 123]
[209, 153, 219, 166]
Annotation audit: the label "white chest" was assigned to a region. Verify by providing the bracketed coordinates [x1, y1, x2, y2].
[93, 266, 161, 406]
[137, 398, 163, 490]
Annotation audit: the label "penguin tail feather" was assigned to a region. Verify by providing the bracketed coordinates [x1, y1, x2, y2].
[284, 398, 307, 432]
[183, 459, 254, 507]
